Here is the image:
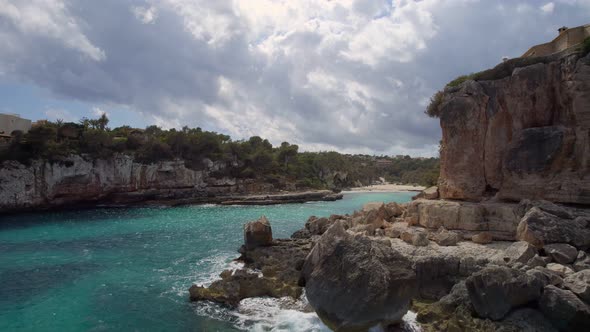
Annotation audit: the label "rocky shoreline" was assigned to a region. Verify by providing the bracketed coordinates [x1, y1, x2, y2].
[0, 189, 343, 215]
[189, 197, 590, 331]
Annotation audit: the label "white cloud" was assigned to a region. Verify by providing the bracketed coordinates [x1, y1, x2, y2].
[0, 0, 105, 61]
[132, 5, 158, 24]
[541, 2, 555, 13]
[1, 1, 590, 157]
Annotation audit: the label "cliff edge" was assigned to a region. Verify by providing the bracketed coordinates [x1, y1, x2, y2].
[434, 51, 590, 204]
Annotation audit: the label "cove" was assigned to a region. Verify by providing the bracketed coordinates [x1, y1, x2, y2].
[0, 191, 413, 331]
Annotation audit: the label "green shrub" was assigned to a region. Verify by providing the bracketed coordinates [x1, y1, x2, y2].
[582, 37, 590, 55]
[425, 91, 444, 118]
[446, 73, 477, 88]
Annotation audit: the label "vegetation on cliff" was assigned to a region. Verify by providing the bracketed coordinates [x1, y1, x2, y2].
[0, 116, 439, 189]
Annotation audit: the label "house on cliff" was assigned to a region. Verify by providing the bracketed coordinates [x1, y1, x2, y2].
[522, 24, 590, 57]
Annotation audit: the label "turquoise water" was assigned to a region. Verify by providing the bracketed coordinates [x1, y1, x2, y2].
[0, 192, 413, 331]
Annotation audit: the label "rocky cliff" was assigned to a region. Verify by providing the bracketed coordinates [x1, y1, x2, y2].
[0, 154, 340, 212]
[437, 51, 590, 204]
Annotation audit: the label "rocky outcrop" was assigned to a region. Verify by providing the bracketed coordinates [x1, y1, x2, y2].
[404, 199, 520, 240]
[0, 155, 342, 212]
[301, 222, 417, 331]
[243, 216, 273, 250]
[436, 52, 590, 205]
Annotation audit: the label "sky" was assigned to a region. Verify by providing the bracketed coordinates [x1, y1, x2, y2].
[0, 1, 588, 157]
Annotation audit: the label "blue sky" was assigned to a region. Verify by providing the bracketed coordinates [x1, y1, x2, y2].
[0, 0, 588, 156]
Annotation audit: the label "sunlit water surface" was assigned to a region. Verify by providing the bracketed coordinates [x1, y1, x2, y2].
[0, 192, 416, 331]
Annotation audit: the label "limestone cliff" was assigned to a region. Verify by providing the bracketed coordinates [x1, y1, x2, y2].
[0, 154, 334, 212]
[437, 51, 590, 204]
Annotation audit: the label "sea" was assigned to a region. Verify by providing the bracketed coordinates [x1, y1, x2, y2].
[0, 192, 415, 331]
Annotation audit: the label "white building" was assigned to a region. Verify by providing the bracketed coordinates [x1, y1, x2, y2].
[0, 113, 32, 135]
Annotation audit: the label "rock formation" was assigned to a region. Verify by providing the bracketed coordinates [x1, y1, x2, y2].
[436, 52, 590, 204]
[0, 154, 341, 212]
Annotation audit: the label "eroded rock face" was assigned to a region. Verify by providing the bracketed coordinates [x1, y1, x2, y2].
[437, 52, 590, 205]
[302, 222, 417, 331]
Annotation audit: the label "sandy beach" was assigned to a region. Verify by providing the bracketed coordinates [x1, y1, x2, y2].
[346, 183, 426, 193]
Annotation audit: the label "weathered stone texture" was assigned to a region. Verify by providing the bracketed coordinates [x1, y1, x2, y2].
[438, 53, 590, 205]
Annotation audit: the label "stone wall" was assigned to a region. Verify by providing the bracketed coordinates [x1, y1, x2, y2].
[522, 24, 590, 57]
[437, 52, 590, 205]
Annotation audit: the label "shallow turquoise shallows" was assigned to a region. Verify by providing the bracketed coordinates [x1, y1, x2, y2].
[0, 192, 414, 332]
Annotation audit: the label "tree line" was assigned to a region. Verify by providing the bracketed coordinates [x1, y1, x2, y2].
[0, 115, 439, 189]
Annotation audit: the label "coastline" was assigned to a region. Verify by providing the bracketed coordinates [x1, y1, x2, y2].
[0, 190, 344, 216]
[345, 183, 426, 193]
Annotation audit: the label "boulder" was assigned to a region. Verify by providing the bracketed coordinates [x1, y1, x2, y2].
[302, 222, 417, 330]
[412, 232, 430, 247]
[465, 266, 544, 320]
[385, 202, 404, 218]
[564, 270, 590, 303]
[517, 207, 590, 248]
[526, 255, 548, 268]
[546, 263, 575, 277]
[539, 285, 590, 331]
[499, 241, 538, 265]
[433, 227, 461, 246]
[574, 251, 590, 272]
[517, 199, 574, 219]
[305, 216, 332, 235]
[384, 227, 401, 238]
[544, 243, 578, 264]
[527, 267, 564, 287]
[413, 186, 439, 200]
[362, 202, 384, 213]
[243, 216, 273, 250]
[472, 232, 493, 244]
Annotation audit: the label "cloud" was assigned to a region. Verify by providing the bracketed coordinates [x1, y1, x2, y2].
[0, 0, 589, 157]
[0, 0, 105, 61]
[132, 5, 158, 24]
[541, 2, 555, 13]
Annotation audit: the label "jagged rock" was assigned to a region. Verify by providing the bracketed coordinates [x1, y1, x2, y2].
[546, 263, 575, 277]
[517, 207, 590, 248]
[574, 251, 590, 272]
[433, 227, 461, 246]
[472, 232, 493, 244]
[400, 231, 414, 244]
[413, 232, 430, 247]
[564, 270, 590, 303]
[384, 227, 401, 238]
[243, 216, 273, 250]
[362, 202, 384, 212]
[375, 228, 385, 237]
[385, 202, 404, 218]
[539, 285, 590, 331]
[188, 269, 301, 306]
[526, 267, 564, 287]
[304, 216, 333, 235]
[544, 243, 578, 264]
[526, 255, 548, 268]
[498, 241, 537, 265]
[517, 199, 574, 219]
[413, 186, 439, 200]
[465, 266, 544, 320]
[302, 222, 417, 331]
